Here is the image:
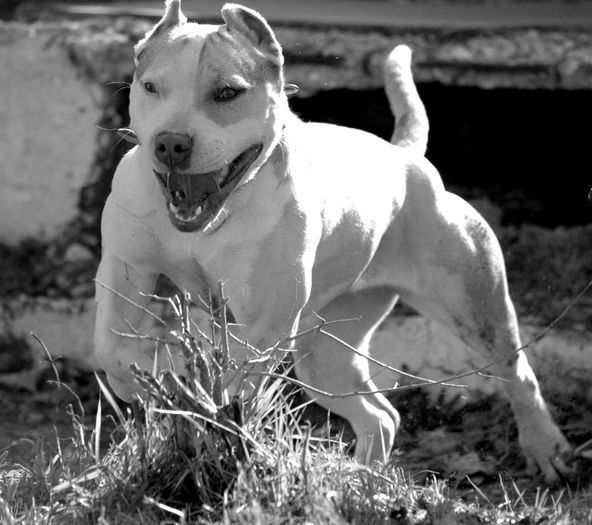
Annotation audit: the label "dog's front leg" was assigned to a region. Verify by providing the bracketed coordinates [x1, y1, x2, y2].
[94, 251, 159, 401]
[225, 273, 311, 394]
[223, 221, 317, 393]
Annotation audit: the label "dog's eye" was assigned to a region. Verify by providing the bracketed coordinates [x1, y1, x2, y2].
[143, 81, 158, 94]
[215, 87, 242, 101]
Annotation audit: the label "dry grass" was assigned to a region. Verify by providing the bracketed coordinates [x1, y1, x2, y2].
[0, 286, 590, 524]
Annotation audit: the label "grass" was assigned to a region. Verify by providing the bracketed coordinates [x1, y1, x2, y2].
[502, 224, 592, 329]
[0, 286, 591, 524]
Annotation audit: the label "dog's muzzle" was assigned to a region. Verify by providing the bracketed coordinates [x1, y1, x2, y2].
[153, 143, 263, 232]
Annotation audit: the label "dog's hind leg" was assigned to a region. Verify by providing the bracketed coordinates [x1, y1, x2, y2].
[294, 287, 400, 463]
[397, 190, 572, 483]
[383, 45, 429, 154]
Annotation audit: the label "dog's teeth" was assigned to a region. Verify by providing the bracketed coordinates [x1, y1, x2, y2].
[188, 206, 203, 220]
[169, 203, 204, 222]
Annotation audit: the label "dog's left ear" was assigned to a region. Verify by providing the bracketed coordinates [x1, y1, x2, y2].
[221, 4, 283, 65]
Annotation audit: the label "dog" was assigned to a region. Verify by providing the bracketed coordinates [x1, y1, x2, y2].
[94, 0, 572, 483]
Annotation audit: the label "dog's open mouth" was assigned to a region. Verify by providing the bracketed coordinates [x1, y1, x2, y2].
[153, 143, 263, 232]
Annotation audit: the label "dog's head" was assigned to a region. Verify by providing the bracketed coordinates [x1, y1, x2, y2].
[129, 0, 286, 232]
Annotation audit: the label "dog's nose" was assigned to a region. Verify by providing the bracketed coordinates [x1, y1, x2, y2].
[154, 132, 193, 170]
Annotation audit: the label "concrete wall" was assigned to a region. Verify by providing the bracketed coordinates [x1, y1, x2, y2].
[0, 24, 100, 243]
[370, 316, 592, 404]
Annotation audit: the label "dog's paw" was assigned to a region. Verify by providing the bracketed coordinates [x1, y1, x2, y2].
[519, 424, 575, 485]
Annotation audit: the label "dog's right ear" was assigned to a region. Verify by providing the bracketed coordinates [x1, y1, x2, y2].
[134, 0, 187, 63]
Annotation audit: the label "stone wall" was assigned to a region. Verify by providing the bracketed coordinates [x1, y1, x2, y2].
[0, 24, 100, 244]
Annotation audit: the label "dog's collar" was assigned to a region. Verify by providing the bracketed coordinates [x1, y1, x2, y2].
[202, 138, 287, 234]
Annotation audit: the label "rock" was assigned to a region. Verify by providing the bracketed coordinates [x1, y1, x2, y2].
[63, 243, 94, 263]
[369, 314, 592, 404]
[9, 299, 96, 368]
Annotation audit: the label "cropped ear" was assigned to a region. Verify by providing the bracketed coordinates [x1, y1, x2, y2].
[221, 3, 283, 65]
[135, 0, 187, 60]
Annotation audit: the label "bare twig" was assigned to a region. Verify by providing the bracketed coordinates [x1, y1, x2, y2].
[218, 280, 230, 367]
[189, 318, 216, 346]
[248, 278, 592, 399]
[252, 369, 464, 400]
[574, 436, 592, 458]
[318, 327, 466, 389]
[109, 327, 173, 345]
[95, 279, 166, 326]
[30, 332, 86, 417]
[191, 291, 262, 355]
[269, 313, 362, 353]
[410, 277, 592, 388]
[30, 332, 61, 393]
[138, 290, 172, 303]
[97, 271, 592, 414]
[523, 278, 592, 346]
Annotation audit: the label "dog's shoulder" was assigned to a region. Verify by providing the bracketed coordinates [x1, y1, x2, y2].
[107, 147, 162, 220]
[101, 147, 163, 256]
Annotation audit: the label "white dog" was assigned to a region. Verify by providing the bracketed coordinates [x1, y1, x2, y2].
[94, 0, 572, 482]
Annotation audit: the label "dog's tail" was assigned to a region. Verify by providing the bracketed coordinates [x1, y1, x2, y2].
[383, 45, 429, 155]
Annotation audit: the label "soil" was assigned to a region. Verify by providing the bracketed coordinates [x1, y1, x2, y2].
[301, 386, 592, 502]
[0, 363, 109, 463]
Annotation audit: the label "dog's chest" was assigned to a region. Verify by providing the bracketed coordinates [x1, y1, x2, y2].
[158, 176, 291, 304]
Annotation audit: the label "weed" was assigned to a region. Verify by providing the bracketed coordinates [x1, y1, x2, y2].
[0, 284, 589, 523]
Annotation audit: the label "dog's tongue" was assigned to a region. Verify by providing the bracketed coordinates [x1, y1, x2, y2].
[167, 171, 220, 206]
